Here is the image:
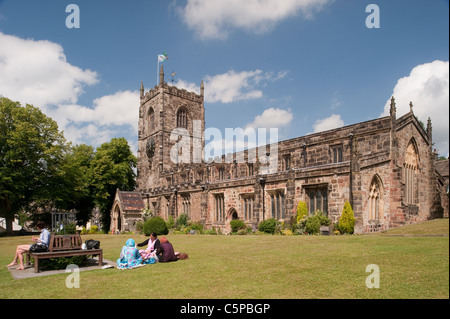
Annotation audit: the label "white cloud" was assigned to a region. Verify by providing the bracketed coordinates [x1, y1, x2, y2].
[177, 69, 288, 104]
[205, 70, 263, 103]
[178, 0, 332, 40]
[0, 32, 98, 107]
[246, 107, 293, 130]
[0, 32, 139, 150]
[381, 60, 449, 156]
[312, 114, 344, 133]
[46, 90, 139, 146]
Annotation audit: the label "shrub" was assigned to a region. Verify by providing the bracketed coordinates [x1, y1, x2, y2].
[296, 201, 308, 223]
[175, 214, 189, 229]
[230, 219, 246, 233]
[298, 211, 331, 235]
[258, 218, 279, 234]
[189, 222, 204, 233]
[305, 216, 321, 234]
[89, 225, 98, 234]
[166, 215, 175, 230]
[135, 221, 144, 233]
[57, 222, 77, 235]
[144, 216, 169, 236]
[338, 201, 355, 234]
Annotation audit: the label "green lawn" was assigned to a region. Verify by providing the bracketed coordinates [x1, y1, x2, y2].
[0, 219, 448, 299]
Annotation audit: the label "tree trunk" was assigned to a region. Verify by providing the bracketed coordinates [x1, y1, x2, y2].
[0, 197, 14, 235]
[5, 216, 13, 235]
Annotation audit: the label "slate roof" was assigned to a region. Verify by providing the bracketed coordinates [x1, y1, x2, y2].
[435, 159, 449, 179]
[117, 191, 145, 212]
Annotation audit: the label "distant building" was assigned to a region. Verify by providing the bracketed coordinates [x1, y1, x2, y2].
[111, 66, 448, 233]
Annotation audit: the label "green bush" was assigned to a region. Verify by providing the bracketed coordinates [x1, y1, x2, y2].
[166, 215, 175, 230]
[305, 216, 321, 234]
[89, 225, 98, 234]
[56, 222, 77, 235]
[230, 219, 246, 233]
[144, 216, 169, 236]
[175, 214, 189, 229]
[80, 227, 88, 235]
[135, 220, 144, 233]
[298, 211, 331, 235]
[338, 201, 355, 234]
[204, 228, 217, 235]
[258, 218, 279, 234]
[237, 229, 248, 235]
[296, 201, 308, 223]
[187, 222, 204, 234]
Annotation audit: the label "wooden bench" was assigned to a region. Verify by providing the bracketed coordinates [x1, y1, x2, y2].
[27, 233, 103, 273]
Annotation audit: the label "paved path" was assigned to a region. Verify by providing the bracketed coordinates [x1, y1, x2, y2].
[7, 258, 116, 280]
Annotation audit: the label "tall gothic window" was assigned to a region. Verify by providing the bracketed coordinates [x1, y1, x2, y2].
[283, 154, 291, 171]
[218, 167, 225, 180]
[331, 145, 343, 163]
[148, 107, 155, 131]
[181, 196, 191, 219]
[247, 163, 254, 176]
[270, 191, 285, 220]
[369, 177, 382, 220]
[306, 187, 328, 214]
[215, 194, 225, 222]
[243, 196, 254, 221]
[177, 108, 188, 129]
[404, 140, 419, 205]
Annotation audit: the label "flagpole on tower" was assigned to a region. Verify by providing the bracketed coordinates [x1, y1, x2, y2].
[157, 52, 168, 85]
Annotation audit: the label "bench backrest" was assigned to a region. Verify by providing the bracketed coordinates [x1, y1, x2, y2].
[48, 233, 83, 252]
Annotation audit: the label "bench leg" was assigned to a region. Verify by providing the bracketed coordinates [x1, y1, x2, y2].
[34, 258, 39, 273]
[98, 251, 103, 267]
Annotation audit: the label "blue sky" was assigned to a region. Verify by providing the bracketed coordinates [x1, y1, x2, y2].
[0, 0, 448, 156]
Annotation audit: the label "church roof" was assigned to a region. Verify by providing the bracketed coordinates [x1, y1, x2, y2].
[435, 159, 449, 179]
[117, 191, 145, 212]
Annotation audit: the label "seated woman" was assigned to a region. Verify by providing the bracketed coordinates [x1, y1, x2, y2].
[156, 237, 179, 263]
[117, 239, 143, 269]
[137, 232, 160, 261]
[6, 221, 50, 270]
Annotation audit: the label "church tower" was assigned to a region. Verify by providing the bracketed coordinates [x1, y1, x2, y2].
[137, 65, 205, 192]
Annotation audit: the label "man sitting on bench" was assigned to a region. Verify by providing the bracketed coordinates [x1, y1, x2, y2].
[6, 221, 50, 270]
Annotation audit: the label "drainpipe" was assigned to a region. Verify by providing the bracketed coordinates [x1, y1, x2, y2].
[349, 132, 354, 208]
[259, 177, 266, 221]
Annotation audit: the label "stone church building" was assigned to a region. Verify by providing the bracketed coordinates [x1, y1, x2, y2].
[111, 66, 448, 234]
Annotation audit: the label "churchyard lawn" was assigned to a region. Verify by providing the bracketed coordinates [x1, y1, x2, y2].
[0, 219, 448, 299]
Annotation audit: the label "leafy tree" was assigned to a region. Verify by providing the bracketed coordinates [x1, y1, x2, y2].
[90, 137, 137, 232]
[0, 97, 66, 234]
[59, 144, 96, 226]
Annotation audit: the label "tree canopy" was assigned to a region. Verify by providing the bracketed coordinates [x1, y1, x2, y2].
[0, 97, 66, 233]
[0, 97, 137, 234]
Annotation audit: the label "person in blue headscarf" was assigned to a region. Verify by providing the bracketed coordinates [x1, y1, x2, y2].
[116, 239, 143, 269]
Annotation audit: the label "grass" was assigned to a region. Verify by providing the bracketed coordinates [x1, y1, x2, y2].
[0, 219, 448, 299]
